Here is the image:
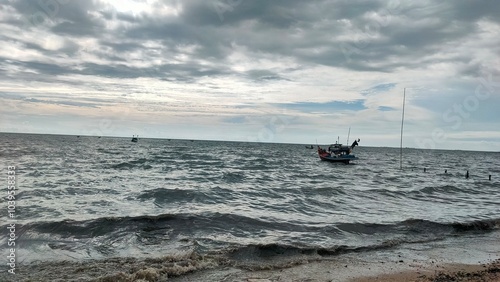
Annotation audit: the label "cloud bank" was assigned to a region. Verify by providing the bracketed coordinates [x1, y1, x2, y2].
[0, 0, 499, 150]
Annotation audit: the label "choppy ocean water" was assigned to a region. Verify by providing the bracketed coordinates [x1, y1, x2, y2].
[1, 133, 499, 280]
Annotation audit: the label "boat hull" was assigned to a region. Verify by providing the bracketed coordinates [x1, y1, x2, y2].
[319, 155, 358, 163]
[318, 146, 358, 164]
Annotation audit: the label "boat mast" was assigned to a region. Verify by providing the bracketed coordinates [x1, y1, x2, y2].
[400, 88, 406, 170]
[347, 127, 351, 145]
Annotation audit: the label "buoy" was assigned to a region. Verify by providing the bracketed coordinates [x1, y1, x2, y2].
[466, 170, 469, 179]
[424, 168, 426, 172]
[445, 169, 447, 174]
[489, 175, 492, 181]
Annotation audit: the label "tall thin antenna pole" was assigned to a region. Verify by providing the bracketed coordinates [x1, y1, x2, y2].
[347, 127, 351, 144]
[400, 88, 406, 170]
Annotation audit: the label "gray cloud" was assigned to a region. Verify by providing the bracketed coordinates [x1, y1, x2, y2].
[0, 0, 497, 149]
[2, 0, 497, 83]
[23, 97, 101, 108]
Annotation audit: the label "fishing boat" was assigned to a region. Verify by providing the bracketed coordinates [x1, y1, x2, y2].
[317, 139, 360, 164]
[131, 135, 138, 142]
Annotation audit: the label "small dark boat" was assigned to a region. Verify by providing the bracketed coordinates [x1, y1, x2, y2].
[305, 145, 314, 149]
[317, 139, 360, 164]
[131, 135, 138, 142]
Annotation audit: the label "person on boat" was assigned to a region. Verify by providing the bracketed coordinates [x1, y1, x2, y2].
[351, 139, 360, 149]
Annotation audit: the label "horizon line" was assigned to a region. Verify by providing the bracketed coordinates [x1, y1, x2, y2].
[1, 131, 499, 153]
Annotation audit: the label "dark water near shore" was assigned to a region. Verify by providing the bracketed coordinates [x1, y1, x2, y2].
[1, 133, 499, 279]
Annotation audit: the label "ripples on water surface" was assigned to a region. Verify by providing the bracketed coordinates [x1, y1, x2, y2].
[1, 133, 499, 267]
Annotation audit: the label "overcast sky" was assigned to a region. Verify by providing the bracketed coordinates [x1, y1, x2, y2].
[1, 0, 499, 150]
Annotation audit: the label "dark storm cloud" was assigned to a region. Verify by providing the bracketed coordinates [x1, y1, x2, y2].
[181, 0, 314, 27]
[51, 19, 104, 37]
[2, 0, 498, 83]
[450, 0, 500, 23]
[10, 0, 105, 34]
[9, 59, 70, 76]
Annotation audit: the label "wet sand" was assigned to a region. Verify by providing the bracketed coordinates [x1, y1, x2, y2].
[354, 260, 500, 282]
[168, 257, 500, 282]
[2, 252, 499, 281]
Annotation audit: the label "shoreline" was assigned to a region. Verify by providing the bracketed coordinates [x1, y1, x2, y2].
[2, 231, 499, 281]
[1, 248, 499, 281]
[2, 229, 499, 281]
[170, 232, 500, 281]
[167, 256, 500, 282]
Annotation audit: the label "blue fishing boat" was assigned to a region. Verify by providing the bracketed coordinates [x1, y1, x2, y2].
[317, 139, 360, 164]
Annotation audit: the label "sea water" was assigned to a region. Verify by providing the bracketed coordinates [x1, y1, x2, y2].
[0, 133, 499, 279]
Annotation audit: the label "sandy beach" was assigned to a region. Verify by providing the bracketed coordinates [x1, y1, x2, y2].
[167, 256, 500, 282]
[169, 232, 500, 282]
[7, 254, 497, 282]
[354, 261, 500, 282]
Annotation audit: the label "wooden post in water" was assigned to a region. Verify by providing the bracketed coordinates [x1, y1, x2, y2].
[400, 88, 406, 170]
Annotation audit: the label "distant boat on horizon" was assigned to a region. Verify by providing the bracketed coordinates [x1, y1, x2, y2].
[131, 135, 138, 142]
